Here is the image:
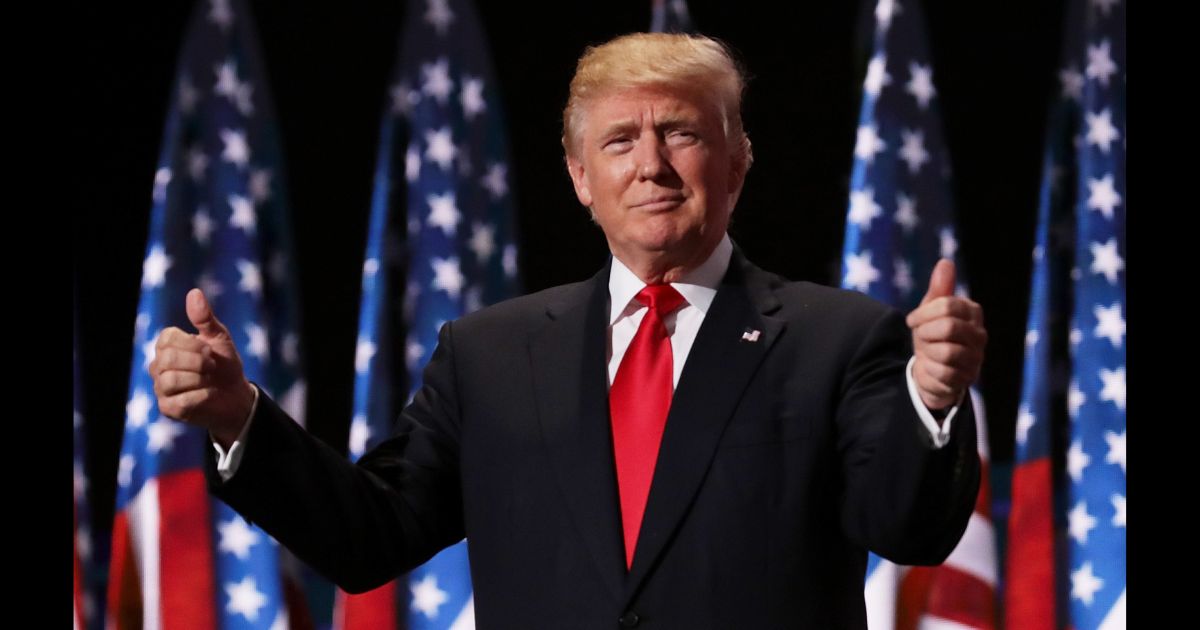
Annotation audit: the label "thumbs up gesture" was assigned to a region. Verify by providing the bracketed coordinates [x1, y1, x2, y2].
[905, 259, 987, 412]
[148, 288, 257, 446]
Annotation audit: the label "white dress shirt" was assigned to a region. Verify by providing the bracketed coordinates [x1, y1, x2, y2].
[215, 234, 959, 481]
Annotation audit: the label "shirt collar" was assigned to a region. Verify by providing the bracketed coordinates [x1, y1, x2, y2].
[608, 233, 732, 325]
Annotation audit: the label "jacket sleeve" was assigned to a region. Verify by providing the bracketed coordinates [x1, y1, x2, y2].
[204, 322, 466, 593]
[834, 306, 981, 566]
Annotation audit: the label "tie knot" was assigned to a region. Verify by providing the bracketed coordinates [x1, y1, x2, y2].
[636, 284, 686, 316]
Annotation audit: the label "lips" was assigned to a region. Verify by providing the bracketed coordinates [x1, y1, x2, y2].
[632, 196, 685, 211]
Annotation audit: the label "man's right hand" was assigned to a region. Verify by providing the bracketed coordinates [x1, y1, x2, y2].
[148, 288, 256, 448]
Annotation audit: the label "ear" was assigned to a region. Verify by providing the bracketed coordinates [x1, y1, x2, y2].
[566, 154, 593, 208]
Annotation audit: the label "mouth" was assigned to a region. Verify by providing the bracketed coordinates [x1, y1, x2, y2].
[631, 196, 686, 212]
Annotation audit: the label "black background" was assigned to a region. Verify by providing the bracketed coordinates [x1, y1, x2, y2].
[73, 0, 1067, 540]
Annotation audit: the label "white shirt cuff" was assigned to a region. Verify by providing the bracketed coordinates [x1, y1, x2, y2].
[211, 385, 259, 482]
[905, 356, 961, 449]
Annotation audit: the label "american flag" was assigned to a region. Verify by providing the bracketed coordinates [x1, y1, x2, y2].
[332, 1, 519, 629]
[1006, 1, 1125, 628]
[651, 0, 694, 34]
[840, 1, 998, 628]
[106, 1, 311, 628]
[75, 309, 101, 630]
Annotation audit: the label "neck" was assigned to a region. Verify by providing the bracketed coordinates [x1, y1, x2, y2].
[611, 234, 727, 285]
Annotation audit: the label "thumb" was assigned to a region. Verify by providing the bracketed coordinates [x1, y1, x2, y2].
[187, 288, 231, 342]
[920, 258, 957, 306]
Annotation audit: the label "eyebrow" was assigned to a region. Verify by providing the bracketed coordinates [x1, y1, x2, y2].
[596, 114, 698, 140]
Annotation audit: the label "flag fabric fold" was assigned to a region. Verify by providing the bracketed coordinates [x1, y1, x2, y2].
[840, 1, 997, 628]
[106, 1, 310, 628]
[334, 1, 520, 628]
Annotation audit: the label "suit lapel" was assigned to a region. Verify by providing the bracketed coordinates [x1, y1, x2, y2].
[623, 251, 787, 604]
[527, 263, 625, 601]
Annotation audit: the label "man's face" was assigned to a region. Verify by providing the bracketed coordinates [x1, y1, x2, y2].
[566, 84, 746, 273]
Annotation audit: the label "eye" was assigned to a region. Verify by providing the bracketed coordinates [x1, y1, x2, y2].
[666, 129, 698, 145]
[602, 137, 633, 152]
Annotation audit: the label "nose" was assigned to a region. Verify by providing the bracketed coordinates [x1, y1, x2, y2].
[634, 134, 671, 181]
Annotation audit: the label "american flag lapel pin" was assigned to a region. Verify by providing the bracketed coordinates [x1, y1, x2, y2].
[741, 328, 761, 343]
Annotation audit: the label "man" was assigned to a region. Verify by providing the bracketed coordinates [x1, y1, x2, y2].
[151, 33, 985, 628]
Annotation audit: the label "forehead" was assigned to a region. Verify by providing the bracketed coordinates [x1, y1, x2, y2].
[580, 85, 720, 133]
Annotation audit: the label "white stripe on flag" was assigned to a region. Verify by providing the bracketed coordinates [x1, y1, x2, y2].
[448, 595, 475, 630]
[941, 512, 997, 587]
[864, 559, 898, 630]
[129, 479, 163, 630]
[917, 617, 977, 630]
[1097, 589, 1126, 630]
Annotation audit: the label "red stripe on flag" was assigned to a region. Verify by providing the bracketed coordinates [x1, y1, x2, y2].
[157, 470, 218, 630]
[905, 564, 997, 629]
[1005, 458, 1056, 630]
[106, 512, 144, 630]
[975, 461, 993, 516]
[336, 582, 398, 630]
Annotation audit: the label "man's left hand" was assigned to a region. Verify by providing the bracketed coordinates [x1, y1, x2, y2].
[905, 259, 987, 412]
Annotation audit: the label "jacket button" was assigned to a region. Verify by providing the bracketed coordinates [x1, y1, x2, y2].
[619, 611, 640, 627]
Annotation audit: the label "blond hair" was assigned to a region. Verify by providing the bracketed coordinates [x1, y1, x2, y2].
[561, 32, 753, 170]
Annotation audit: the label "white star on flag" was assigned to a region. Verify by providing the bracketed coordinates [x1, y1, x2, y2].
[894, 193, 918, 232]
[209, 0, 234, 31]
[363, 258, 380, 278]
[1093, 303, 1125, 347]
[1098, 366, 1126, 410]
[406, 338, 426, 370]
[118, 455, 136, 487]
[249, 169, 273, 203]
[424, 0, 456, 35]
[142, 334, 159, 370]
[421, 58, 455, 104]
[855, 124, 886, 164]
[392, 81, 421, 116]
[470, 222, 497, 261]
[1025, 329, 1040, 348]
[461, 76, 486, 120]
[482, 162, 508, 199]
[843, 251, 880, 293]
[214, 59, 241, 100]
[503, 244, 518, 278]
[178, 76, 200, 113]
[74, 463, 88, 501]
[1111, 494, 1126, 528]
[848, 188, 882, 228]
[893, 258, 913, 295]
[863, 55, 891, 97]
[410, 573, 450, 619]
[198, 272, 224, 300]
[355, 338, 377, 374]
[127, 390, 153, 429]
[146, 418, 186, 454]
[218, 516, 261, 560]
[1060, 66, 1084, 101]
[220, 129, 251, 168]
[225, 576, 268, 622]
[1071, 562, 1104, 606]
[142, 245, 173, 289]
[1085, 109, 1120, 153]
[1089, 238, 1124, 284]
[229, 194, 257, 234]
[1086, 39, 1118, 86]
[431, 257, 465, 298]
[1016, 405, 1036, 445]
[281, 333, 299, 366]
[76, 525, 92, 562]
[425, 127, 459, 171]
[1086, 174, 1122, 219]
[939, 228, 958, 260]
[1067, 440, 1090, 482]
[406, 145, 422, 182]
[1104, 430, 1126, 473]
[188, 146, 209, 181]
[875, 0, 901, 31]
[237, 260, 263, 296]
[906, 62, 936, 109]
[899, 129, 930, 174]
[427, 192, 462, 235]
[349, 414, 372, 457]
[245, 323, 269, 360]
[465, 285, 484, 314]
[193, 208, 215, 244]
[153, 167, 172, 202]
[1068, 500, 1098, 544]
[1069, 380, 1086, 419]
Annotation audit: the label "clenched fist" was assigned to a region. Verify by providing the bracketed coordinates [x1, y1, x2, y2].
[906, 259, 987, 413]
[148, 288, 256, 447]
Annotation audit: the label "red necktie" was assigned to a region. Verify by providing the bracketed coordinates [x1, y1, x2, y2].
[609, 284, 686, 569]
